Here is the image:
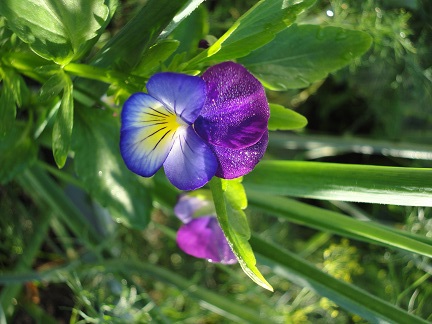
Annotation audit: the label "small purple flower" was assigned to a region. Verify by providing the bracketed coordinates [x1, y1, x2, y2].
[120, 62, 269, 190]
[174, 195, 237, 264]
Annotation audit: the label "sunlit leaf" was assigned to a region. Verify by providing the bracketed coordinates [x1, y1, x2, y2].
[268, 104, 308, 130]
[0, 0, 111, 63]
[90, 0, 189, 72]
[187, 0, 316, 67]
[245, 160, 432, 206]
[210, 178, 273, 291]
[240, 24, 372, 90]
[134, 40, 180, 77]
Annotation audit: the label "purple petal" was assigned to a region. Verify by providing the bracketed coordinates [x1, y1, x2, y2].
[194, 62, 269, 149]
[174, 195, 211, 224]
[146, 72, 206, 124]
[163, 126, 218, 190]
[120, 93, 179, 177]
[212, 131, 268, 179]
[176, 216, 237, 264]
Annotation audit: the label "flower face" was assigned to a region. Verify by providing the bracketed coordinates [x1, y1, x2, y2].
[174, 195, 237, 264]
[120, 62, 269, 190]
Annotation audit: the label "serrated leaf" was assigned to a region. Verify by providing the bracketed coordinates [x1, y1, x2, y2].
[187, 0, 316, 67]
[0, 0, 110, 63]
[210, 178, 273, 291]
[52, 74, 73, 168]
[269, 104, 308, 130]
[0, 124, 37, 184]
[73, 107, 152, 229]
[239, 24, 373, 90]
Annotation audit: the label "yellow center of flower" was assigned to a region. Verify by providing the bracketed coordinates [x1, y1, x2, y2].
[136, 104, 186, 153]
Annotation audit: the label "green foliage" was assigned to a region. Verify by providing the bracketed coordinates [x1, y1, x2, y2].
[1, 0, 432, 322]
[186, 0, 316, 67]
[73, 107, 152, 229]
[52, 72, 73, 168]
[0, 0, 111, 64]
[210, 178, 272, 291]
[268, 104, 308, 130]
[239, 24, 372, 90]
[245, 161, 432, 206]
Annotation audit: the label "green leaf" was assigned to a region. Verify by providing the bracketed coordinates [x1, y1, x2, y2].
[250, 236, 429, 324]
[0, 67, 29, 137]
[268, 104, 308, 130]
[186, 0, 316, 67]
[73, 107, 152, 229]
[168, 4, 208, 60]
[133, 40, 180, 77]
[239, 24, 373, 90]
[76, 0, 189, 103]
[160, 0, 208, 40]
[90, 0, 189, 72]
[244, 161, 432, 206]
[39, 72, 65, 102]
[209, 178, 273, 291]
[0, 124, 37, 184]
[267, 133, 432, 160]
[248, 192, 432, 258]
[52, 73, 73, 168]
[0, 0, 110, 63]
[0, 74, 15, 138]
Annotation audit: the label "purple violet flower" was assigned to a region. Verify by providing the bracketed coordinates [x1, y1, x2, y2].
[174, 195, 237, 264]
[120, 62, 269, 190]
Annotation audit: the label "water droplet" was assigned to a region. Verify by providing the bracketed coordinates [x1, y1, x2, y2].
[98, 171, 103, 177]
[326, 10, 334, 17]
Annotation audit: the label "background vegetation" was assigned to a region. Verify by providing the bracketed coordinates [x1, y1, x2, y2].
[1, 0, 432, 323]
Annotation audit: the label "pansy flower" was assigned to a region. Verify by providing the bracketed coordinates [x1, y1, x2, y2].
[174, 194, 237, 264]
[120, 62, 269, 190]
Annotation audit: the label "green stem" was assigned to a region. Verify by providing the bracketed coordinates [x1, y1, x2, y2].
[64, 62, 147, 89]
[64, 62, 121, 84]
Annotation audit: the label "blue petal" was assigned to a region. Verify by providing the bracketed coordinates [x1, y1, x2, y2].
[120, 93, 181, 177]
[147, 72, 206, 124]
[163, 127, 218, 190]
[176, 216, 237, 264]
